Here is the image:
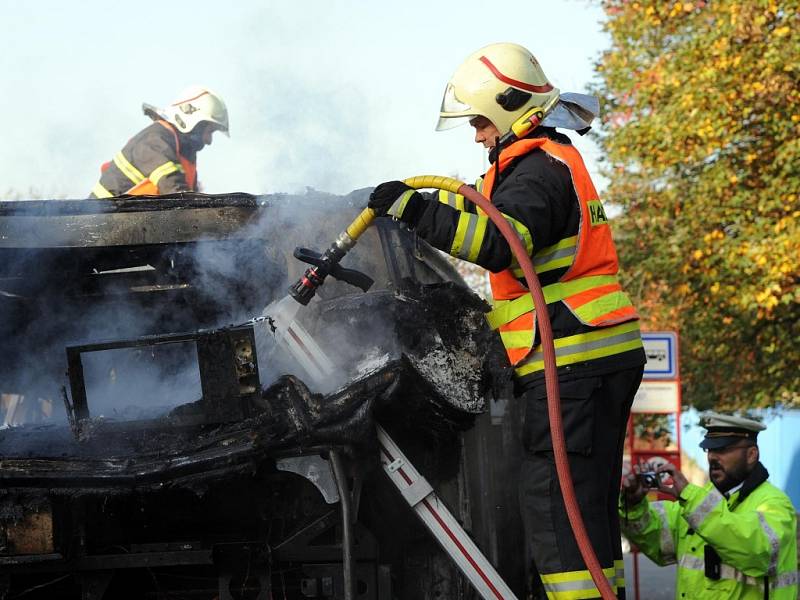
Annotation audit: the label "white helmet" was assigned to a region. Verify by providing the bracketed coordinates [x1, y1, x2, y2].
[155, 86, 230, 137]
[436, 43, 560, 138]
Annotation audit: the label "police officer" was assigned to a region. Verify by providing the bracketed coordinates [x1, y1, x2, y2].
[89, 86, 229, 198]
[620, 412, 798, 599]
[368, 42, 646, 598]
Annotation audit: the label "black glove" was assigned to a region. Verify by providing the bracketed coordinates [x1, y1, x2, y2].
[368, 181, 425, 226]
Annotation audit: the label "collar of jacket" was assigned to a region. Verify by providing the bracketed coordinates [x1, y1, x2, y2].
[486, 127, 569, 197]
[726, 461, 769, 505]
[488, 126, 566, 165]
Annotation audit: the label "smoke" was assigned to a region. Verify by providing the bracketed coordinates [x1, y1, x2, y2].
[0, 189, 406, 428]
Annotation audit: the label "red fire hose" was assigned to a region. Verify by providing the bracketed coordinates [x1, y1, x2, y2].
[403, 176, 617, 599]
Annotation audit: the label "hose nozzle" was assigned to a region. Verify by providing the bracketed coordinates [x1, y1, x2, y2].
[288, 208, 377, 305]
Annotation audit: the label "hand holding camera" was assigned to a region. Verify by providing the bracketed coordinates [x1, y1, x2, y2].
[621, 459, 689, 503]
[637, 470, 663, 489]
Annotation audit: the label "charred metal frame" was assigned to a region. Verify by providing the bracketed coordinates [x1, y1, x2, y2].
[64, 325, 260, 425]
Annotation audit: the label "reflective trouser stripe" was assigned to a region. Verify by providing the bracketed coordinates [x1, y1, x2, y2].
[437, 189, 466, 211]
[540, 566, 616, 599]
[685, 488, 724, 530]
[149, 160, 183, 186]
[113, 151, 146, 185]
[487, 275, 620, 329]
[450, 211, 488, 262]
[91, 182, 113, 198]
[614, 559, 625, 590]
[515, 320, 643, 377]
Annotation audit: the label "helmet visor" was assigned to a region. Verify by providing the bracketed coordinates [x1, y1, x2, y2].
[435, 115, 472, 131]
[436, 82, 477, 131]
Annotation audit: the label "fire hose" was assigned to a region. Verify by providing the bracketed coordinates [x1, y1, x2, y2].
[289, 175, 617, 599]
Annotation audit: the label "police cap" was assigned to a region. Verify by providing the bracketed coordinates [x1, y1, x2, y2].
[699, 411, 766, 450]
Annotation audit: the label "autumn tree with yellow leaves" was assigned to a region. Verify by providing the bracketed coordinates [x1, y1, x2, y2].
[593, 0, 799, 409]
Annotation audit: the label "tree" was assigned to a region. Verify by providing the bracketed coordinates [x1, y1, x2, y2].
[592, 0, 799, 410]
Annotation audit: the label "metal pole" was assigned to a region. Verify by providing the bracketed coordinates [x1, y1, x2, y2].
[330, 450, 354, 600]
[633, 549, 640, 600]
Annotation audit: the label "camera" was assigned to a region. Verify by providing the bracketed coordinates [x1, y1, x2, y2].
[637, 471, 661, 489]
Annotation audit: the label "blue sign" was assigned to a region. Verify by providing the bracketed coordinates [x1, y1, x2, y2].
[642, 331, 679, 379]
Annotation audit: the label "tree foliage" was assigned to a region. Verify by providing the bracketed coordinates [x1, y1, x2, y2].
[592, 0, 799, 410]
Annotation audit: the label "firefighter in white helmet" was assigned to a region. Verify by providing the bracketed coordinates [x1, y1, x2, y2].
[89, 86, 229, 198]
[367, 42, 646, 598]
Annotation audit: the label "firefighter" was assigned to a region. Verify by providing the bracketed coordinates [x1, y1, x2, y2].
[89, 86, 229, 198]
[368, 42, 646, 598]
[620, 412, 798, 599]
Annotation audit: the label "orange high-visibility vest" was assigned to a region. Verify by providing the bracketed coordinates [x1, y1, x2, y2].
[125, 121, 197, 195]
[483, 136, 641, 374]
[96, 121, 196, 197]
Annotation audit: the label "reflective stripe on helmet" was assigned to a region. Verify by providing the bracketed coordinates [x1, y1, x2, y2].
[478, 55, 554, 94]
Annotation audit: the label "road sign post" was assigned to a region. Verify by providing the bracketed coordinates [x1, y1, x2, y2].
[626, 331, 681, 600]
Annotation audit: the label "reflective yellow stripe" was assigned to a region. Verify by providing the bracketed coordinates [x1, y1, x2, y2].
[515, 320, 642, 376]
[113, 151, 146, 185]
[475, 176, 484, 194]
[467, 217, 487, 261]
[91, 181, 113, 198]
[541, 566, 616, 599]
[614, 559, 625, 590]
[486, 275, 620, 329]
[504, 213, 534, 256]
[499, 329, 534, 349]
[451, 212, 472, 257]
[510, 235, 578, 277]
[437, 189, 466, 211]
[389, 189, 417, 219]
[149, 160, 182, 186]
[573, 291, 633, 324]
[450, 212, 488, 262]
[535, 235, 577, 270]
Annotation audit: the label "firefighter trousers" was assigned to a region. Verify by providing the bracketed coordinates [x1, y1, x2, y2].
[518, 365, 644, 600]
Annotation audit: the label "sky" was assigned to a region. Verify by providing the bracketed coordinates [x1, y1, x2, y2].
[0, 1, 610, 199]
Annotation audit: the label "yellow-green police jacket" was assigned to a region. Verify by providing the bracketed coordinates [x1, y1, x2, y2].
[620, 464, 797, 599]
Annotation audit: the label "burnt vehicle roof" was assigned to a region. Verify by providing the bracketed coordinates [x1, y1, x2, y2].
[0, 192, 507, 491]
